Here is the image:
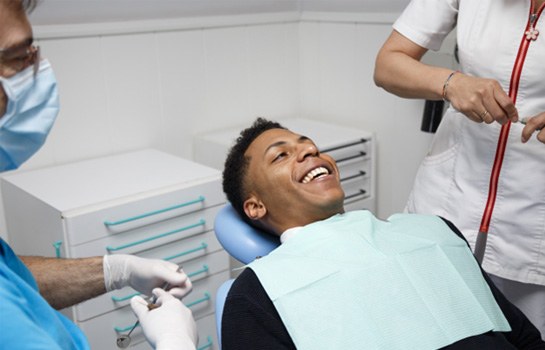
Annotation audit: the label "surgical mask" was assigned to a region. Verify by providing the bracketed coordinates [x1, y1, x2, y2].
[0, 59, 59, 171]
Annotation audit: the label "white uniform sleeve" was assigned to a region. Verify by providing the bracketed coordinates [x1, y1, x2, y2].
[393, 0, 459, 51]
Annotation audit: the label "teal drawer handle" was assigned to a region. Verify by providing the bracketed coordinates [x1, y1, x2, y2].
[111, 291, 140, 302]
[52, 240, 63, 258]
[106, 220, 206, 252]
[186, 292, 211, 308]
[111, 263, 209, 302]
[104, 196, 205, 227]
[114, 292, 211, 332]
[115, 324, 137, 333]
[187, 265, 209, 278]
[197, 336, 213, 350]
[163, 242, 208, 261]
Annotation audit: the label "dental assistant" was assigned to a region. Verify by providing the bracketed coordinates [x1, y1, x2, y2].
[374, 0, 545, 338]
[0, 1, 197, 349]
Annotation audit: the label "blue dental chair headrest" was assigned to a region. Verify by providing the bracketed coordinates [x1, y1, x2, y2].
[214, 203, 280, 347]
[214, 203, 280, 265]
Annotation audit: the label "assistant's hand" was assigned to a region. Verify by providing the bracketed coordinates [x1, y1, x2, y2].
[446, 73, 518, 125]
[131, 288, 198, 350]
[521, 112, 545, 144]
[103, 254, 192, 297]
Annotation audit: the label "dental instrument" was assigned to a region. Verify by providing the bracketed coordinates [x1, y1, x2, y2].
[116, 269, 180, 348]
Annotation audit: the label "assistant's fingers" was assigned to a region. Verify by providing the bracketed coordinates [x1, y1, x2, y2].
[483, 94, 509, 125]
[521, 116, 545, 143]
[537, 130, 545, 144]
[493, 86, 518, 122]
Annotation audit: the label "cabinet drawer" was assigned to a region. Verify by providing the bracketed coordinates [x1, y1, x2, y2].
[69, 205, 222, 257]
[75, 250, 230, 321]
[338, 157, 371, 183]
[64, 180, 224, 245]
[78, 271, 229, 350]
[344, 196, 375, 212]
[343, 176, 371, 202]
[321, 139, 370, 164]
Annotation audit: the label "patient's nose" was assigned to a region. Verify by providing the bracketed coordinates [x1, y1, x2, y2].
[297, 143, 319, 161]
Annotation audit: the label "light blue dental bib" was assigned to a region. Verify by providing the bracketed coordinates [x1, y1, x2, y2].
[248, 211, 510, 350]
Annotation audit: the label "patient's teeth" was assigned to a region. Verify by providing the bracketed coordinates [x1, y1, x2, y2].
[302, 167, 329, 184]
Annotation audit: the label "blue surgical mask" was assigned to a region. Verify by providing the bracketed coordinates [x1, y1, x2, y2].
[0, 59, 59, 171]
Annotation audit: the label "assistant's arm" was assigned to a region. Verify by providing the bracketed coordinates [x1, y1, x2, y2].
[20, 255, 105, 310]
[374, 30, 517, 125]
[440, 219, 544, 348]
[374, 30, 447, 100]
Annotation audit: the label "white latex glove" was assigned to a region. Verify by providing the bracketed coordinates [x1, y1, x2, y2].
[131, 288, 198, 350]
[103, 254, 192, 297]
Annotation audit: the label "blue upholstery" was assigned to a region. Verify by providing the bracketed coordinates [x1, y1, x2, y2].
[214, 203, 280, 265]
[214, 279, 234, 347]
[213, 203, 280, 347]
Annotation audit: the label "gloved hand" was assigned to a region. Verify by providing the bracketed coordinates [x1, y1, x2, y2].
[103, 254, 192, 298]
[131, 288, 198, 350]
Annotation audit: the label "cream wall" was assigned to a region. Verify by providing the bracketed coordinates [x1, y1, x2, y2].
[0, 11, 455, 242]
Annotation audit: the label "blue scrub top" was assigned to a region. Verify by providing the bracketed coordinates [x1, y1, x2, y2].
[0, 238, 90, 349]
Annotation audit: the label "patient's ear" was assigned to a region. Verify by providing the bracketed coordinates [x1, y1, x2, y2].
[243, 195, 267, 221]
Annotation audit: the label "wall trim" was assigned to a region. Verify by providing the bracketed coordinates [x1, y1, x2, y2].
[34, 12, 300, 39]
[34, 11, 400, 40]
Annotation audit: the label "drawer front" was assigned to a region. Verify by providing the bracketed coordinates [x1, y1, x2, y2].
[321, 138, 371, 164]
[64, 179, 224, 245]
[338, 157, 371, 183]
[344, 196, 376, 212]
[69, 205, 222, 257]
[338, 157, 372, 202]
[342, 175, 371, 202]
[78, 271, 229, 350]
[75, 250, 230, 321]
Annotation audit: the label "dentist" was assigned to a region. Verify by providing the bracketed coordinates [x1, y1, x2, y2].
[0, 1, 197, 349]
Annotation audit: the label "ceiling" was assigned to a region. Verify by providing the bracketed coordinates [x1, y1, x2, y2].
[29, 0, 410, 25]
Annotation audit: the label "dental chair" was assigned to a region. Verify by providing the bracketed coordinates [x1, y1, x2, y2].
[213, 203, 280, 347]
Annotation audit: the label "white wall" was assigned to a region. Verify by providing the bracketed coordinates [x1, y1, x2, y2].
[0, 15, 300, 241]
[298, 13, 456, 218]
[0, 10, 456, 241]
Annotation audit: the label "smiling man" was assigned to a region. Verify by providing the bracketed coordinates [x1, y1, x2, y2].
[220, 118, 544, 350]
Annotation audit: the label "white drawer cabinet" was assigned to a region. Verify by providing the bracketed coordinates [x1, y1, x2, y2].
[1, 149, 227, 350]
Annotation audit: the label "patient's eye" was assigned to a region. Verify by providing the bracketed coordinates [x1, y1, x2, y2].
[273, 152, 287, 162]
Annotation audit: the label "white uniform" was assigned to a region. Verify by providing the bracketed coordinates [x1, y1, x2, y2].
[394, 0, 545, 335]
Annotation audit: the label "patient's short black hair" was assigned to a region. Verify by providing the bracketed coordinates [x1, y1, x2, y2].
[222, 118, 286, 224]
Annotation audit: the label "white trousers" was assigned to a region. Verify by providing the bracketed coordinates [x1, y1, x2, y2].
[490, 274, 545, 340]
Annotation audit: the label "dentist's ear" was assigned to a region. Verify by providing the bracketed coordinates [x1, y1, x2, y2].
[243, 195, 267, 221]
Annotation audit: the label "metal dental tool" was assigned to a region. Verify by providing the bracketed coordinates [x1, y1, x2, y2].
[116, 269, 180, 348]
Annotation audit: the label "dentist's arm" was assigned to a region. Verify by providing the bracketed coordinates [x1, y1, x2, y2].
[20, 256, 105, 309]
[20, 254, 192, 310]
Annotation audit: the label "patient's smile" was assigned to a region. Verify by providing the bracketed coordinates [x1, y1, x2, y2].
[301, 166, 330, 184]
